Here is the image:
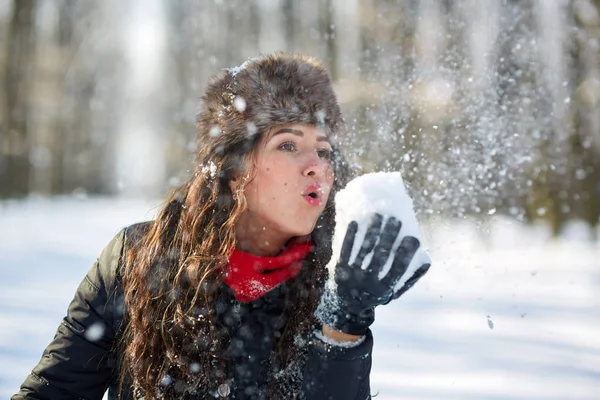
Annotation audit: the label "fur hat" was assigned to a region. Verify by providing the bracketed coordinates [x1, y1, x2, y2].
[195, 53, 347, 164]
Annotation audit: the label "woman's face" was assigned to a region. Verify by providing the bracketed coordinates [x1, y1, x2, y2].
[234, 123, 335, 239]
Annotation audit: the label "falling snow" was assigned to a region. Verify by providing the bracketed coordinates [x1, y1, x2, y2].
[84, 322, 105, 342]
[3, 1, 600, 399]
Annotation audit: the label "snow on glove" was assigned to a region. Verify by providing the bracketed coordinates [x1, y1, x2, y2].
[315, 172, 432, 336]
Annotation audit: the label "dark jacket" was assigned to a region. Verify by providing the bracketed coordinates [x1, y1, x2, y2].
[12, 224, 372, 400]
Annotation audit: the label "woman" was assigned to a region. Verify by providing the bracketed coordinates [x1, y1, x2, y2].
[13, 53, 430, 400]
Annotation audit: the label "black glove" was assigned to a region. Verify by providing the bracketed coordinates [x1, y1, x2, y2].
[315, 213, 431, 336]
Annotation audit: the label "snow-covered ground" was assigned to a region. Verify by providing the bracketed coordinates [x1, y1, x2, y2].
[1, 197, 599, 399]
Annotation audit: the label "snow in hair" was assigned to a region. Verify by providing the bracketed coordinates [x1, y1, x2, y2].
[200, 161, 217, 180]
[225, 57, 260, 77]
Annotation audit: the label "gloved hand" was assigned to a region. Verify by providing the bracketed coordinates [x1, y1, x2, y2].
[315, 213, 431, 336]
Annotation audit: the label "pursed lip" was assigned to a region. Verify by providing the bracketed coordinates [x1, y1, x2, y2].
[302, 184, 325, 206]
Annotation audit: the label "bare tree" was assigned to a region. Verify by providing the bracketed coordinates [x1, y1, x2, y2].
[1, 0, 37, 198]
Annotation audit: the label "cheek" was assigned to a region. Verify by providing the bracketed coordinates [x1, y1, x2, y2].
[324, 169, 335, 199]
[325, 166, 335, 186]
[266, 161, 295, 186]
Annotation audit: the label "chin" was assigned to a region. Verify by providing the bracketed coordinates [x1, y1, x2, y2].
[295, 228, 314, 237]
[279, 223, 310, 238]
[294, 220, 319, 237]
[278, 215, 320, 238]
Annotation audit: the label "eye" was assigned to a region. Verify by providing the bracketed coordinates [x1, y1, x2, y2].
[278, 141, 297, 152]
[317, 148, 333, 161]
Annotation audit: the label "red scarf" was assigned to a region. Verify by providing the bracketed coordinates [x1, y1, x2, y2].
[224, 239, 314, 302]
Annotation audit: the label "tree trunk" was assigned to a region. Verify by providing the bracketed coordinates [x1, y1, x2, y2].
[0, 0, 37, 198]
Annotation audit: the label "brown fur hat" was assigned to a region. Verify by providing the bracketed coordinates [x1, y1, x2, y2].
[195, 53, 347, 171]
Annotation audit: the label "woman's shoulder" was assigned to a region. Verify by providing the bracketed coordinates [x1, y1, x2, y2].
[122, 220, 153, 249]
[91, 221, 154, 290]
[109, 221, 155, 257]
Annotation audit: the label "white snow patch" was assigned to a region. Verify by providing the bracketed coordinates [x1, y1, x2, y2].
[246, 279, 268, 298]
[225, 57, 259, 77]
[200, 161, 217, 179]
[313, 329, 366, 348]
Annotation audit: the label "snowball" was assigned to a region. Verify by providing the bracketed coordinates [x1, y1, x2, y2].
[328, 172, 430, 291]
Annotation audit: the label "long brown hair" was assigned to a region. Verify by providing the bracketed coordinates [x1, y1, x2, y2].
[119, 54, 353, 399]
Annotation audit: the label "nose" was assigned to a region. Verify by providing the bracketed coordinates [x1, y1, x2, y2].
[303, 153, 329, 179]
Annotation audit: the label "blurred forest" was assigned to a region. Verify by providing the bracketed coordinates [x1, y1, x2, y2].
[0, 0, 599, 236]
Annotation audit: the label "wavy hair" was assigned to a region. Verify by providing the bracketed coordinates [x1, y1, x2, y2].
[119, 54, 353, 399]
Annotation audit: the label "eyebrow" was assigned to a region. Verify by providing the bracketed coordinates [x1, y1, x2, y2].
[272, 128, 330, 143]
